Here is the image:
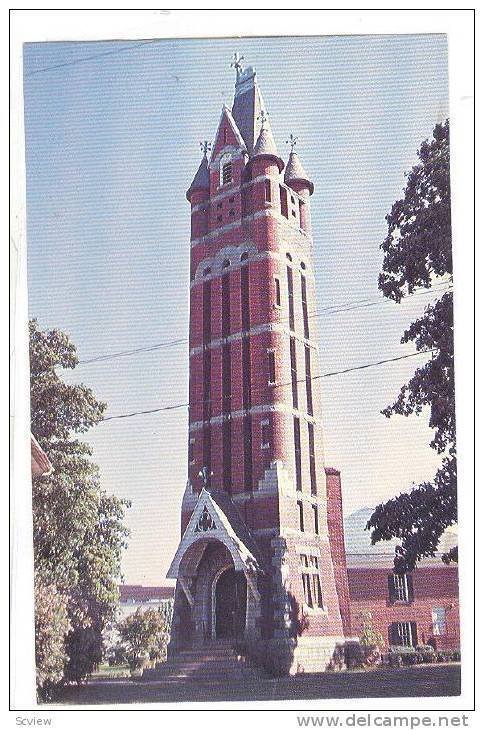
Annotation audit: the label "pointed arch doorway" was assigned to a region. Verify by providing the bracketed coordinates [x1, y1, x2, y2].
[213, 566, 247, 639]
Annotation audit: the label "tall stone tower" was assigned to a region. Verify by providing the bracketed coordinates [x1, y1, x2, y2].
[168, 58, 351, 672]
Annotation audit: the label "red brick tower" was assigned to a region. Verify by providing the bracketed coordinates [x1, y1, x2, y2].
[168, 58, 350, 671]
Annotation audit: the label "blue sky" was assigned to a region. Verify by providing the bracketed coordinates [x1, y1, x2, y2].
[24, 34, 449, 585]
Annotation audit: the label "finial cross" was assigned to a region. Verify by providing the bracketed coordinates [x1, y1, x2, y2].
[286, 133, 299, 152]
[200, 140, 212, 157]
[258, 110, 269, 130]
[231, 51, 245, 80]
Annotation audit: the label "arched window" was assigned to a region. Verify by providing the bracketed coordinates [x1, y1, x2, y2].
[220, 152, 232, 186]
[286, 252, 293, 262]
[240, 252, 249, 262]
[203, 266, 212, 276]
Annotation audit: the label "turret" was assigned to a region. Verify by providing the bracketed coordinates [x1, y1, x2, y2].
[187, 142, 210, 243]
[284, 138, 314, 232]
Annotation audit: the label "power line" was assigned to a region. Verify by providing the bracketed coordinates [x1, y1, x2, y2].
[75, 283, 452, 367]
[24, 39, 162, 77]
[78, 338, 187, 365]
[99, 348, 435, 423]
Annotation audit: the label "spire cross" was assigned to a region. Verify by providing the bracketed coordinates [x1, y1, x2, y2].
[286, 133, 299, 152]
[200, 140, 212, 157]
[230, 51, 245, 80]
[258, 110, 269, 130]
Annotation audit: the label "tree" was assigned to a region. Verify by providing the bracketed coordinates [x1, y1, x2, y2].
[34, 578, 71, 698]
[117, 605, 173, 671]
[358, 611, 384, 650]
[30, 319, 130, 688]
[366, 120, 456, 573]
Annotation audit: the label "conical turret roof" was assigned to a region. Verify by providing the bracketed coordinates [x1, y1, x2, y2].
[251, 123, 284, 172]
[186, 154, 210, 200]
[284, 151, 314, 194]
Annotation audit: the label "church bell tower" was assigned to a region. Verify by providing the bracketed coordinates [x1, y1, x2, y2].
[167, 55, 351, 671]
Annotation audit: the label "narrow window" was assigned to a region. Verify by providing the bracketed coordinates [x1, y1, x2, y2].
[188, 439, 195, 464]
[221, 271, 231, 338]
[222, 343, 231, 414]
[261, 418, 271, 449]
[217, 201, 223, 209]
[222, 418, 232, 494]
[222, 162, 232, 185]
[308, 422, 317, 495]
[243, 414, 252, 492]
[279, 185, 288, 218]
[220, 152, 232, 186]
[299, 200, 306, 230]
[432, 607, 447, 636]
[202, 280, 211, 344]
[312, 503, 319, 534]
[241, 265, 250, 332]
[290, 337, 298, 409]
[293, 416, 302, 491]
[297, 500, 304, 532]
[268, 350, 276, 384]
[275, 277, 281, 307]
[217, 214, 222, 223]
[229, 209, 235, 217]
[203, 349, 211, 422]
[301, 274, 309, 339]
[202, 422, 211, 489]
[264, 178, 271, 202]
[305, 345, 313, 416]
[287, 266, 295, 331]
[301, 556, 312, 606]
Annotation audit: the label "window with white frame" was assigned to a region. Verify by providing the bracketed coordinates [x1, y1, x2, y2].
[390, 573, 409, 602]
[432, 606, 446, 636]
[390, 621, 416, 647]
[300, 554, 323, 609]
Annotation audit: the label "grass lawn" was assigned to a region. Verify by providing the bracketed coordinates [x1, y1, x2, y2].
[47, 663, 460, 705]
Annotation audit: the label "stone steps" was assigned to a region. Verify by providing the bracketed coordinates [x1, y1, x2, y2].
[141, 642, 265, 683]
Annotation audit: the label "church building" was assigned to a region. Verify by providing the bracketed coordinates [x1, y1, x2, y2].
[167, 56, 355, 672]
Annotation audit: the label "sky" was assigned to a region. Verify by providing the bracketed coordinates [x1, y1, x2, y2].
[24, 33, 450, 585]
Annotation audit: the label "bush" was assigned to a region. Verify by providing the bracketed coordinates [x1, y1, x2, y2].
[234, 639, 295, 677]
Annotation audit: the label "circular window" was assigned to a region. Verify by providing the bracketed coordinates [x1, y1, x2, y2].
[222, 259, 230, 269]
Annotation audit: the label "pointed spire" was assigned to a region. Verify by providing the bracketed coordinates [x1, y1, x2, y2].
[284, 137, 314, 195]
[231, 56, 265, 155]
[247, 110, 284, 172]
[186, 142, 211, 201]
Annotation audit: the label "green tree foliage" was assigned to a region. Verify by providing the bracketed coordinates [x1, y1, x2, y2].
[367, 121, 456, 573]
[30, 319, 130, 688]
[34, 578, 71, 696]
[358, 611, 384, 649]
[117, 604, 173, 670]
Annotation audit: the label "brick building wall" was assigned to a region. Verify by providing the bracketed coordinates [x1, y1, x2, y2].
[347, 564, 460, 650]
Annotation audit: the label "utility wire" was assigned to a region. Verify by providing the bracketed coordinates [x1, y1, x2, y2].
[99, 348, 435, 423]
[75, 284, 452, 367]
[24, 39, 162, 77]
